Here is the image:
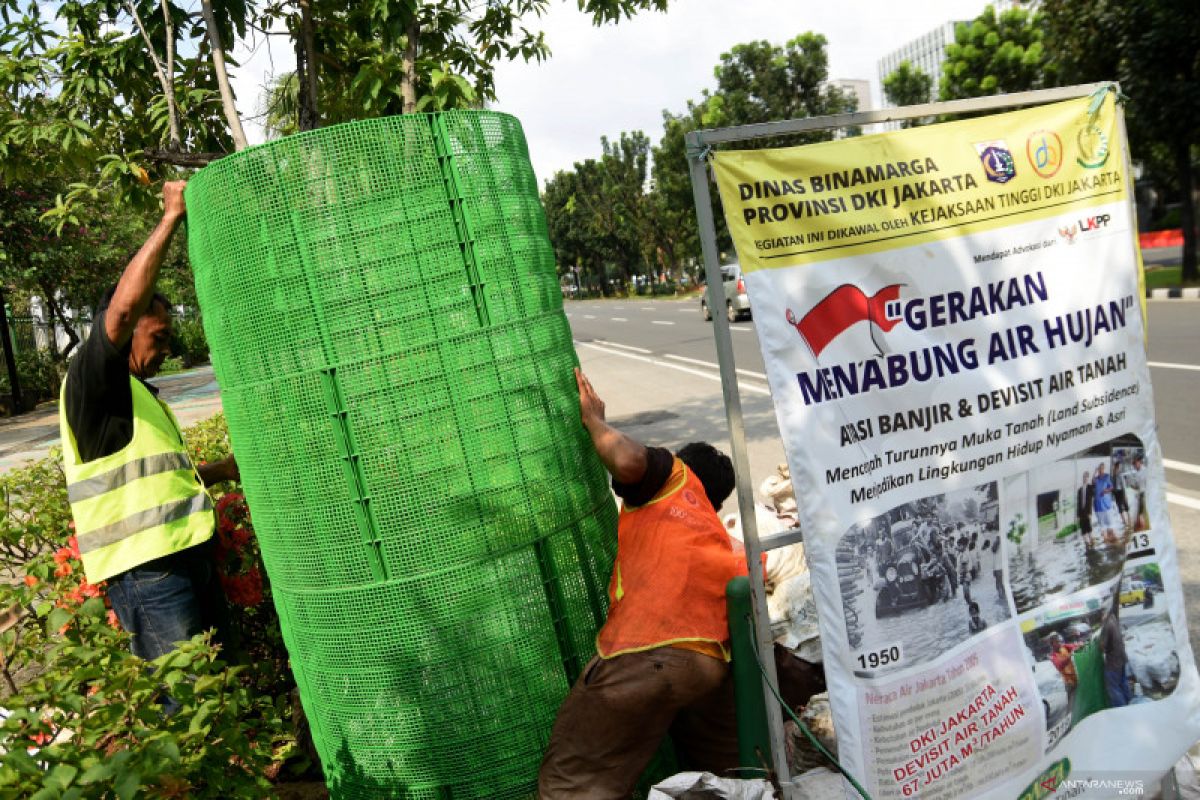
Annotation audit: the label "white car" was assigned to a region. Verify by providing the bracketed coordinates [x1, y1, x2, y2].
[701, 264, 752, 322]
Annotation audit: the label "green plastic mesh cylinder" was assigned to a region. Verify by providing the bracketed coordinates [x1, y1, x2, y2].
[184, 111, 616, 798]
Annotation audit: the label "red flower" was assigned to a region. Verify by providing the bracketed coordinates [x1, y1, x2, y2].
[23, 575, 37, 588]
[107, 610, 121, 630]
[54, 561, 72, 578]
[220, 569, 264, 607]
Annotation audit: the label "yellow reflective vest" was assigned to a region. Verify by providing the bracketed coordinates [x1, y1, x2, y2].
[58, 375, 214, 583]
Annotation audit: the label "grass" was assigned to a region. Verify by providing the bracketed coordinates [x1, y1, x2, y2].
[1144, 265, 1182, 291]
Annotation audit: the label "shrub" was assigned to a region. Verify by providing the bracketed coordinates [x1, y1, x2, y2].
[172, 318, 210, 367]
[0, 348, 63, 405]
[157, 355, 186, 375]
[0, 543, 281, 798]
[0, 414, 303, 797]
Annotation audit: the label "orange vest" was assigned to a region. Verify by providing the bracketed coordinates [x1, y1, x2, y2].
[596, 458, 748, 661]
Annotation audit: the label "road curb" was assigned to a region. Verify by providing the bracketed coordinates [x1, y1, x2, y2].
[1147, 288, 1200, 300]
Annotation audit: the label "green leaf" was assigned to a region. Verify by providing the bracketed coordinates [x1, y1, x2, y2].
[46, 607, 69, 635]
[157, 737, 180, 763]
[188, 698, 219, 734]
[80, 597, 105, 619]
[192, 674, 220, 695]
[78, 761, 114, 784]
[45, 763, 78, 790]
[5, 748, 42, 777]
[113, 768, 141, 800]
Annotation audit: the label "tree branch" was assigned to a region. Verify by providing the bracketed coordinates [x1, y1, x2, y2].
[143, 148, 227, 167]
[161, 0, 181, 149]
[125, 0, 181, 148]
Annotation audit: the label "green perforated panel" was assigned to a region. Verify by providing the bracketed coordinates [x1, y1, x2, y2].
[185, 111, 615, 799]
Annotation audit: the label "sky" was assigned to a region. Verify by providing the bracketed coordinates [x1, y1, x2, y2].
[231, 0, 993, 185]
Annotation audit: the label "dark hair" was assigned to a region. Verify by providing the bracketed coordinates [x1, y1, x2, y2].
[969, 601, 980, 614]
[676, 442, 735, 511]
[97, 285, 172, 318]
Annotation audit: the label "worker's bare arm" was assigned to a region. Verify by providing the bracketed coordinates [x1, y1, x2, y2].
[104, 181, 187, 349]
[575, 368, 647, 485]
[197, 454, 239, 487]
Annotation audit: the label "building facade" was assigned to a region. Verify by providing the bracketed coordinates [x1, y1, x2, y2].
[876, 21, 961, 106]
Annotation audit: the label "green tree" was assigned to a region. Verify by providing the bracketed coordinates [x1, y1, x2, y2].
[0, 178, 195, 359]
[701, 33, 857, 147]
[643, 32, 854, 276]
[542, 132, 654, 295]
[939, 4, 1057, 101]
[648, 106, 704, 280]
[1, 0, 672, 354]
[1042, 0, 1200, 282]
[258, 0, 670, 134]
[883, 60, 932, 127]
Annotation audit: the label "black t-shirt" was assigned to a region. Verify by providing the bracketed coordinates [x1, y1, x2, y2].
[611, 446, 674, 507]
[63, 310, 159, 463]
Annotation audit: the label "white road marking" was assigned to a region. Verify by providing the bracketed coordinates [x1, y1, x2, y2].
[1149, 361, 1200, 372]
[1168, 492, 1200, 511]
[611, 317, 627, 322]
[729, 326, 752, 333]
[594, 339, 651, 354]
[576, 341, 770, 395]
[583, 315, 596, 319]
[652, 320, 675, 326]
[1165, 459, 1200, 476]
[640, 307, 655, 312]
[664, 354, 767, 381]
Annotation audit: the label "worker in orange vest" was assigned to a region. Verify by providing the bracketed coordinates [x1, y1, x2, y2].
[538, 368, 753, 798]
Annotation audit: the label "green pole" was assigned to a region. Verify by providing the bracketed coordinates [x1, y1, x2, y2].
[727, 576, 773, 774]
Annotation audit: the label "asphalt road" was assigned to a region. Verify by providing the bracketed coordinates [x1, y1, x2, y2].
[566, 296, 1200, 499]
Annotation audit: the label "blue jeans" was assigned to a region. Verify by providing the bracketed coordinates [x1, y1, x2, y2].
[1105, 665, 1133, 708]
[106, 541, 228, 661]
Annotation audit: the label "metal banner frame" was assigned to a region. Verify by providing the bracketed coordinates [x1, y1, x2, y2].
[684, 82, 1121, 792]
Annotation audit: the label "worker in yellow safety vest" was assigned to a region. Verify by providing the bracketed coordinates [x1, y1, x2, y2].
[58, 181, 239, 660]
[538, 369, 825, 798]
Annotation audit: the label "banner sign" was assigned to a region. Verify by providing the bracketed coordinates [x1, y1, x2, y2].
[712, 94, 1200, 799]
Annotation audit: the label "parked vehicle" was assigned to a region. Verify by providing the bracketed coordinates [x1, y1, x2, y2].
[701, 264, 752, 322]
[1120, 577, 1152, 608]
[874, 519, 934, 618]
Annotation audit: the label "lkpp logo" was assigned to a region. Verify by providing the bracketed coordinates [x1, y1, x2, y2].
[1080, 213, 1111, 232]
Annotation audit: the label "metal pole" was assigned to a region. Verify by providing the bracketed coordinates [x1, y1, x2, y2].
[686, 137, 790, 784]
[691, 83, 1111, 147]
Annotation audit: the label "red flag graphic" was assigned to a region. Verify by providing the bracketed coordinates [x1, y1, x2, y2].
[787, 284, 903, 357]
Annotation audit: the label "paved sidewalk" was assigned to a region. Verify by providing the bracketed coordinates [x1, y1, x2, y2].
[0, 366, 223, 472]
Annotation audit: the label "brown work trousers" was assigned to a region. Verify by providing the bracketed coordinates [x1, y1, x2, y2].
[537, 646, 739, 800]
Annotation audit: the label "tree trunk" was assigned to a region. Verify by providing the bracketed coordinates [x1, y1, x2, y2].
[39, 288, 77, 360]
[400, 13, 419, 114]
[161, 0, 181, 150]
[1179, 137, 1198, 283]
[200, 0, 249, 151]
[296, 0, 320, 131]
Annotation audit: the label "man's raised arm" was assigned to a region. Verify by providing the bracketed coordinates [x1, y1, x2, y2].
[104, 181, 187, 348]
[575, 367, 647, 485]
